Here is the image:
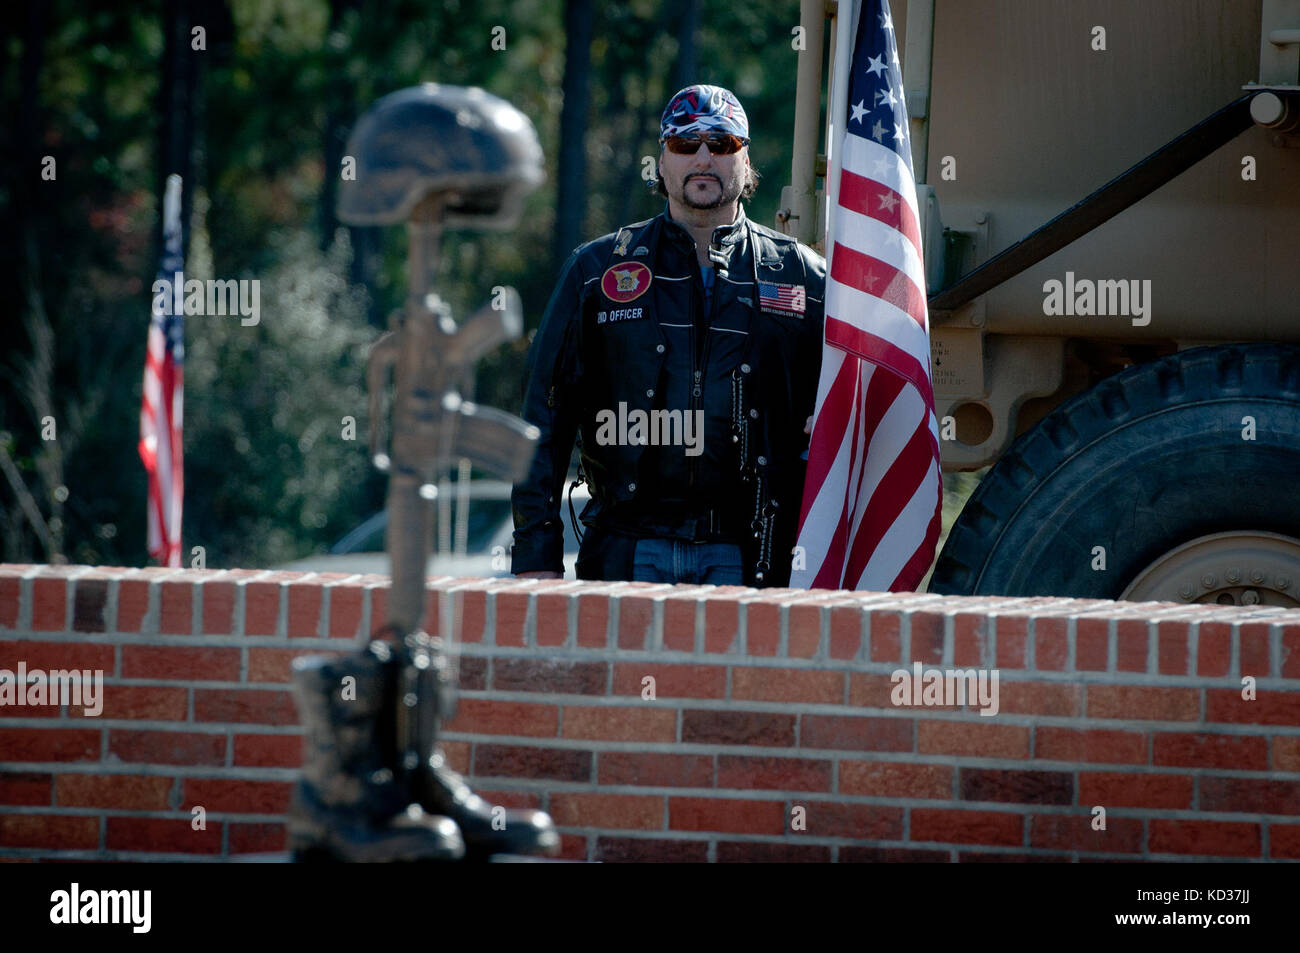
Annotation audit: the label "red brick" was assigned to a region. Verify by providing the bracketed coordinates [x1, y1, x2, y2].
[1207, 689, 1300, 725]
[1087, 685, 1199, 721]
[229, 822, 286, 854]
[829, 606, 862, 660]
[233, 733, 303, 768]
[745, 601, 781, 656]
[1149, 819, 1260, 857]
[184, 778, 293, 814]
[668, 796, 785, 835]
[1157, 626, 1189, 675]
[249, 647, 325, 683]
[847, 672, 898, 709]
[953, 613, 988, 667]
[474, 745, 592, 782]
[1192, 621, 1229, 676]
[1240, 622, 1271, 677]
[597, 752, 714, 788]
[917, 721, 1030, 759]
[470, 788, 542, 810]
[799, 803, 902, 839]
[870, 611, 901, 662]
[596, 837, 709, 863]
[327, 585, 363, 639]
[1076, 621, 1109, 671]
[72, 579, 108, 633]
[109, 730, 225, 766]
[561, 705, 675, 742]
[550, 793, 663, 830]
[1200, 776, 1300, 815]
[0, 772, 53, 805]
[961, 768, 1072, 805]
[31, 578, 66, 631]
[492, 658, 606, 695]
[1284, 623, 1300, 678]
[1116, 618, 1149, 672]
[194, 688, 298, 726]
[839, 761, 951, 799]
[618, 593, 656, 650]
[445, 699, 559, 738]
[287, 581, 324, 638]
[999, 681, 1082, 718]
[0, 640, 115, 673]
[1034, 617, 1068, 671]
[716, 841, 832, 862]
[0, 728, 99, 762]
[909, 610, 945, 664]
[1034, 727, 1146, 764]
[72, 685, 187, 721]
[57, 773, 172, 810]
[122, 645, 240, 682]
[1078, 772, 1193, 809]
[1270, 824, 1300, 859]
[1029, 814, 1142, 853]
[442, 740, 470, 774]
[801, 715, 912, 752]
[1275, 736, 1300, 772]
[116, 578, 149, 632]
[557, 833, 588, 861]
[788, 603, 822, 658]
[681, 710, 794, 746]
[200, 581, 235, 635]
[716, 755, 831, 792]
[537, 591, 571, 647]
[0, 577, 19, 630]
[494, 588, 529, 647]
[368, 584, 390, 638]
[0, 815, 97, 850]
[106, 817, 222, 854]
[576, 592, 609, 648]
[458, 656, 486, 691]
[911, 809, 1022, 846]
[611, 662, 726, 699]
[243, 580, 280, 636]
[1152, 732, 1267, 771]
[995, 615, 1027, 668]
[703, 591, 744, 654]
[731, 666, 842, 704]
[158, 581, 192, 634]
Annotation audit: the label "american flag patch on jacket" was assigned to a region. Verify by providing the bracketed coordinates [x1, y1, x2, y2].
[758, 281, 806, 316]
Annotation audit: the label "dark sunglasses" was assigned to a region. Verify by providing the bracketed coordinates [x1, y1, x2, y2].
[663, 134, 748, 156]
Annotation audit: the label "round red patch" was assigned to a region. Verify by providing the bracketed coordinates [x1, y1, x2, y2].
[601, 262, 652, 303]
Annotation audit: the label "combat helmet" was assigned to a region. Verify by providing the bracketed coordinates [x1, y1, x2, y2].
[337, 83, 544, 229]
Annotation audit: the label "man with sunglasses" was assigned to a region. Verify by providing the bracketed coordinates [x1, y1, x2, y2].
[512, 84, 826, 587]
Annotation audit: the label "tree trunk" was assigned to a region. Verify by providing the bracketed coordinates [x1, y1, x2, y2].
[553, 0, 593, 274]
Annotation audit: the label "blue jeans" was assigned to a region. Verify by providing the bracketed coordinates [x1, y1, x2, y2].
[631, 537, 746, 585]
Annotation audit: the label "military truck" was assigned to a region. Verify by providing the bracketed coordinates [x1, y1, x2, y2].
[780, 0, 1300, 606]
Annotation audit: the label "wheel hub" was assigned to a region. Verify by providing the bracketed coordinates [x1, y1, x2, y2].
[1120, 531, 1300, 606]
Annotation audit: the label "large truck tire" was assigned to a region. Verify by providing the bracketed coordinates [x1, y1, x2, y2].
[929, 345, 1300, 604]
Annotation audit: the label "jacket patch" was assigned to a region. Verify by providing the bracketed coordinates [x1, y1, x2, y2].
[758, 281, 805, 317]
[602, 263, 652, 303]
[595, 307, 645, 325]
[613, 229, 632, 256]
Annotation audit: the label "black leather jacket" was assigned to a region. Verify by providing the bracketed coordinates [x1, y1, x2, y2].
[511, 205, 826, 586]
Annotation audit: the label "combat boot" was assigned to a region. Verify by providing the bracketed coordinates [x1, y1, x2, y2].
[288, 643, 465, 862]
[402, 631, 560, 860]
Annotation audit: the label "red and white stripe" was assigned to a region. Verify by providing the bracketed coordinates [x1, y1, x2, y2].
[792, 0, 942, 592]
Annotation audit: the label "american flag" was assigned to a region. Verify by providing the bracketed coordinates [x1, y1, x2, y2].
[791, 0, 942, 591]
[759, 281, 806, 315]
[139, 174, 185, 567]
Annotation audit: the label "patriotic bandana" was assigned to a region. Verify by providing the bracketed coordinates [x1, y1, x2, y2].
[659, 85, 750, 143]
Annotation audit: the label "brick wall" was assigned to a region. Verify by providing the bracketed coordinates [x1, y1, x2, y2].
[1, 564, 1298, 862]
